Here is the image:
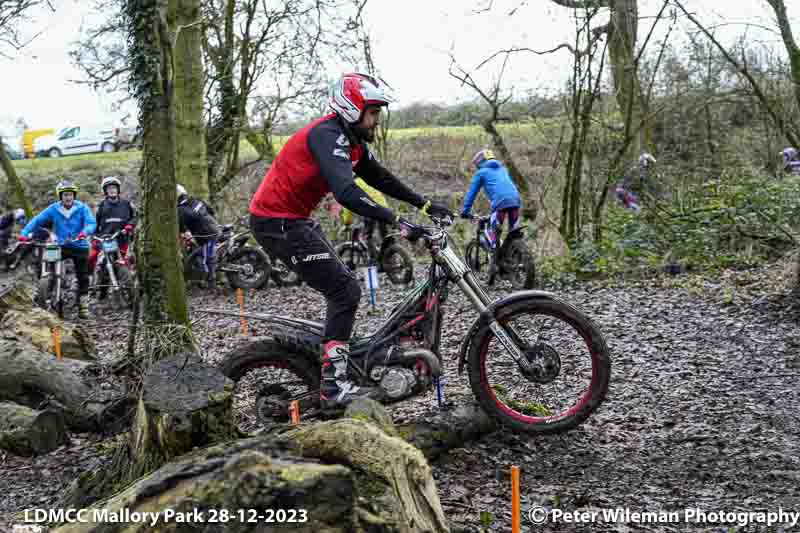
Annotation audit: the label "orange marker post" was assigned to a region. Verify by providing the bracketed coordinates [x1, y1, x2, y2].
[52, 327, 62, 359]
[511, 465, 520, 533]
[289, 400, 300, 425]
[236, 288, 248, 336]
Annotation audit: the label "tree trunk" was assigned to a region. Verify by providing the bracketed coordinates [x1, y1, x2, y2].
[0, 401, 69, 457]
[0, 140, 33, 218]
[207, 0, 237, 204]
[126, 0, 194, 357]
[170, 0, 209, 201]
[61, 353, 236, 509]
[130, 353, 237, 475]
[767, 0, 800, 114]
[56, 399, 450, 533]
[608, 0, 649, 157]
[0, 338, 129, 432]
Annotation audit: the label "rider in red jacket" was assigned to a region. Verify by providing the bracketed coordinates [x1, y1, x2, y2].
[250, 72, 452, 411]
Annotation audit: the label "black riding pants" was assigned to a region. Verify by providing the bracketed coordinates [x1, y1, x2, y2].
[62, 246, 90, 296]
[250, 215, 361, 342]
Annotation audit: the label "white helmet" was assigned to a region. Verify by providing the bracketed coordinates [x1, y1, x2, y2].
[639, 152, 657, 167]
[13, 208, 26, 224]
[329, 72, 395, 124]
[101, 176, 121, 195]
[176, 184, 187, 198]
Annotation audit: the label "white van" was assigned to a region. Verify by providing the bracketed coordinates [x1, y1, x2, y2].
[33, 125, 117, 158]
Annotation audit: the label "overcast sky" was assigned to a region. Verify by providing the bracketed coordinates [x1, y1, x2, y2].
[0, 0, 795, 133]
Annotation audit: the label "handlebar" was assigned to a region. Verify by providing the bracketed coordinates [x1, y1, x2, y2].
[92, 230, 122, 242]
[21, 228, 88, 246]
[465, 213, 490, 224]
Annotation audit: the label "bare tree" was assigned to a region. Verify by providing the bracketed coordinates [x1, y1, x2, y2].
[69, 0, 130, 94]
[673, 0, 800, 147]
[346, 0, 391, 162]
[202, 0, 355, 203]
[0, 0, 56, 217]
[0, 0, 55, 58]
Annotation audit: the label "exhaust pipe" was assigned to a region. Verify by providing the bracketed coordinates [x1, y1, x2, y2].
[390, 347, 442, 377]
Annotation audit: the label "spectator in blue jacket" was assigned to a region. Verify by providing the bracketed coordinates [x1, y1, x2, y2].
[461, 149, 522, 271]
[20, 180, 96, 318]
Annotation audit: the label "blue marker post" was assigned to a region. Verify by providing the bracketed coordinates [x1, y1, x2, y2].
[434, 375, 446, 408]
[366, 264, 379, 312]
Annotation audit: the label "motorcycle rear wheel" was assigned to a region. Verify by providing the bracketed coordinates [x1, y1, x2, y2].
[220, 337, 320, 433]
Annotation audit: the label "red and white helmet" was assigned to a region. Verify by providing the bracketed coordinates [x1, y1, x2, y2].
[329, 72, 395, 124]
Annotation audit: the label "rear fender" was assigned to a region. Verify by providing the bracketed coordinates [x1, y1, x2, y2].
[457, 290, 558, 374]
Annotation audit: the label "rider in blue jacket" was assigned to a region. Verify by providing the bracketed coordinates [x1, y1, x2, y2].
[461, 149, 522, 274]
[20, 180, 97, 318]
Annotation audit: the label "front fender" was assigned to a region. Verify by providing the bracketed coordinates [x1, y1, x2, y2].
[457, 290, 558, 375]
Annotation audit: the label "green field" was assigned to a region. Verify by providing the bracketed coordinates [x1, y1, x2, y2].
[9, 122, 558, 180]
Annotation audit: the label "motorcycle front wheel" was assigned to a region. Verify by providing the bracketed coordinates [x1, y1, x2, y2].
[381, 243, 413, 285]
[113, 264, 134, 310]
[467, 297, 610, 434]
[465, 240, 493, 285]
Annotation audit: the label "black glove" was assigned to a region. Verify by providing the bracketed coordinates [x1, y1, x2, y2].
[396, 217, 425, 242]
[421, 199, 454, 220]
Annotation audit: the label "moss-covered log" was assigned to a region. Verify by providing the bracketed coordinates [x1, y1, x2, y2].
[0, 401, 68, 457]
[55, 400, 450, 533]
[0, 338, 128, 432]
[0, 276, 96, 361]
[395, 401, 497, 461]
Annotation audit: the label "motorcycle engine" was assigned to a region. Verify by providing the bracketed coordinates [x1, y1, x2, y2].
[376, 367, 418, 400]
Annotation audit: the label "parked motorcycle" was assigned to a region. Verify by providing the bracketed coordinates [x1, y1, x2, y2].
[183, 224, 270, 290]
[335, 222, 414, 285]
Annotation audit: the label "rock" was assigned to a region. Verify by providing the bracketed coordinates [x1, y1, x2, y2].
[0, 401, 69, 457]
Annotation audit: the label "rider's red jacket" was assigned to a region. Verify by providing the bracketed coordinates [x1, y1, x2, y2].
[249, 114, 425, 223]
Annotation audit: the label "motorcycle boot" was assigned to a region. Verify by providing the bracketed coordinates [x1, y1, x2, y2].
[320, 341, 381, 412]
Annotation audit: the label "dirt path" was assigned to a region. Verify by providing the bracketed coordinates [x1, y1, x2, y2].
[2, 267, 799, 532]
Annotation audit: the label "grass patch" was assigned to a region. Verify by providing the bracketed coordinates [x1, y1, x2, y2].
[491, 385, 553, 417]
[12, 150, 142, 177]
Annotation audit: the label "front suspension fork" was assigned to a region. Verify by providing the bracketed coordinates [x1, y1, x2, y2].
[455, 270, 532, 373]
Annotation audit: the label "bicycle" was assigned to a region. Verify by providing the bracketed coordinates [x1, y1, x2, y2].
[335, 221, 414, 285]
[219, 215, 610, 435]
[464, 213, 536, 290]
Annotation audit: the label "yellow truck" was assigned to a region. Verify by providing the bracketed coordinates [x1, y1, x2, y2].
[22, 129, 55, 159]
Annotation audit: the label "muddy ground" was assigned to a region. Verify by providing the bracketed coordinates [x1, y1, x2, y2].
[1, 259, 799, 533]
